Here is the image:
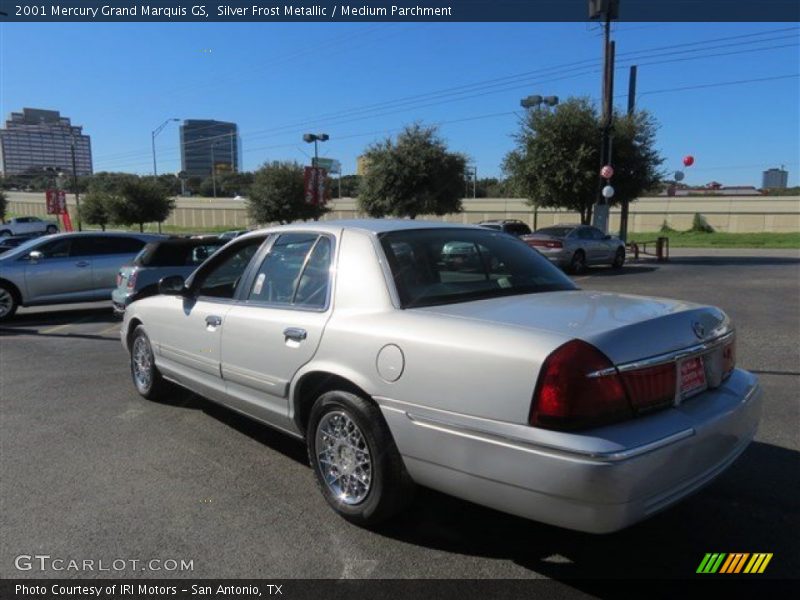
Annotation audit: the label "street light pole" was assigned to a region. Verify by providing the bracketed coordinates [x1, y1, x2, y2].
[151, 118, 180, 177]
[70, 137, 82, 231]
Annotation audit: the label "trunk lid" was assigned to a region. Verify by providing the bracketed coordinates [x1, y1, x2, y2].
[418, 290, 729, 364]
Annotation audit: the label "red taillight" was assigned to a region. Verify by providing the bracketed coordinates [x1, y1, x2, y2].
[620, 363, 676, 413]
[126, 270, 138, 289]
[528, 239, 563, 249]
[722, 337, 736, 379]
[530, 340, 632, 430]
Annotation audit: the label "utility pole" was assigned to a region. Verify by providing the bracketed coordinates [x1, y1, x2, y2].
[589, 0, 618, 232]
[70, 138, 82, 231]
[619, 64, 637, 242]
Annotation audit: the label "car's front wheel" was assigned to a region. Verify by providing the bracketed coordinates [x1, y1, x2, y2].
[130, 326, 169, 400]
[0, 283, 18, 322]
[307, 390, 414, 527]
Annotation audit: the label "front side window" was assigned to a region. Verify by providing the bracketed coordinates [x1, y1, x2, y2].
[37, 238, 71, 258]
[194, 237, 263, 299]
[247, 233, 332, 309]
[379, 228, 575, 308]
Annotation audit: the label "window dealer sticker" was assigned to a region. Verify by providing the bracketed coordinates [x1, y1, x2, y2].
[253, 273, 266, 296]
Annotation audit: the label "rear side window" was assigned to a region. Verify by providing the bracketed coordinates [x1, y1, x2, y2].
[505, 223, 532, 236]
[380, 228, 575, 308]
[247, 233, 332, 309]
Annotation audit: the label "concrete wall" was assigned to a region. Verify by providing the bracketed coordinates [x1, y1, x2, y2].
[5, 191, 799, 233]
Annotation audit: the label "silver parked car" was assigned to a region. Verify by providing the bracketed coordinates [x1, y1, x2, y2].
[112, 237, 226, 314]
[524, 224, 626, 273]
[0, 232, 162, 321]
[121, 220, 760, 533]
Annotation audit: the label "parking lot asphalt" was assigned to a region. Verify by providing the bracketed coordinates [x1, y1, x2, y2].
[1, 248, 798, 586]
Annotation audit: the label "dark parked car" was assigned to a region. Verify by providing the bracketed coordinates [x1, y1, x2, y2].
[478, 219, 532, 237]
[0, 233, 46, 255]
[112, 236, 226, 314]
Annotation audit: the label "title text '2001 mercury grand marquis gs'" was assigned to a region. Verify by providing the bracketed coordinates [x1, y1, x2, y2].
[121, 220, 761, 533]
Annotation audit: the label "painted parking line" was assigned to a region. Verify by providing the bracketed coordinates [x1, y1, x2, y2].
[39, 316, 96, 334]
[99, 324, 122, 336]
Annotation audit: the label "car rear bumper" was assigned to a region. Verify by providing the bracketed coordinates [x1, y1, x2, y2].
[379, 368, 761, 533]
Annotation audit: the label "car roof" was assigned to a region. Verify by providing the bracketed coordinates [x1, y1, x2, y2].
[34, 231, 166, 241]
[240, 219, 486, 239]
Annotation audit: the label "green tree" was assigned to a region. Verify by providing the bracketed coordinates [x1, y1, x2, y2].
[337, 174, 362, 198]
[108, 179, 175, 232]
[79, 190, 113, 231]
[0, 190, 7, 223]
[503, 97, 663, 224]
[246, 161, 327, 225]
[358, 124, 467, 219]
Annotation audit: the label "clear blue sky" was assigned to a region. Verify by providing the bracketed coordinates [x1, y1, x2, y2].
[1, 22, 798, 186]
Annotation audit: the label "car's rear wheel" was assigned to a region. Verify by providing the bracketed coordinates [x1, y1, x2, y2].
[612, 247, 625, 269]
[307, 390, 414, 527]
[0, 283, 18, 322]
[130, 326, 169, 400]
[570, 250, 587, 274]
[46, 225, 58, 234]
[0, 230, 11, 237]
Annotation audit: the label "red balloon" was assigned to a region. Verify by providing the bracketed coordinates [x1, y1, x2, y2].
[683, 155, 695, 167]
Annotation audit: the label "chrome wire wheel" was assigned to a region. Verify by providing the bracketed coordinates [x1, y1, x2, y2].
[132, 335, 153, 393]
[315, 410, 373, 505]
[0, 287, 14, 319]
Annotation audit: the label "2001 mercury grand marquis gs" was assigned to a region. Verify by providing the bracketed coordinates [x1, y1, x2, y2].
[120, 220, 761, 533]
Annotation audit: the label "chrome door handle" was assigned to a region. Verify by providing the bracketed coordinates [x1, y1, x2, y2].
[283, 327, 307, 341]
[205, 315, 223, 327]
[75, 260, 90, 267]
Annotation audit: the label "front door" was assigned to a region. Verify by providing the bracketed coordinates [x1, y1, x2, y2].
[151, 236, 266, 401]
[221, 233, 334, 429]
[23, 237, 94, 304]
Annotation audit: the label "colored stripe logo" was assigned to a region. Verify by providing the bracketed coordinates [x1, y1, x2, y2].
[697, 553, 773, 574]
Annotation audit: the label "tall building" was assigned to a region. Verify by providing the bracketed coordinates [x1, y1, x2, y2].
[0, 108, 92, 177]
[761, 168, 789, 190]
[180, 120, 240, 178]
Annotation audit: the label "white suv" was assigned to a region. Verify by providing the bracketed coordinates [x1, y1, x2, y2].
[0, 216, 59, 237]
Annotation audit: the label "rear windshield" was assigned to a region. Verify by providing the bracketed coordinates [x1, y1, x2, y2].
[135, 239, 225, 267]
[534, 226, 575, 237]
[379, 228, 576, 308]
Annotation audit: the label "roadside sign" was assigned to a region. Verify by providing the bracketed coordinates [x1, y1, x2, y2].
[312, 158, 341, 174]
[45, 189, 67, 215]
[304, 166, 327, 206]
[600, 165, 614, 179]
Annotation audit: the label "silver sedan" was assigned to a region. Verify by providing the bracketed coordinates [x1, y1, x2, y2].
[121, 220, 760, 533]
[524, 224, 626, 273]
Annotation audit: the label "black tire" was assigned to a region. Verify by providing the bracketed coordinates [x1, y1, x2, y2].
[0, 230, 11, 237]
[46, 225, 58, 234]
[129, 325, 169, 400]
[612, 247, 625, 269]
[0, 283, 19, 322]
[307, 390, 414, 527]
[570, 249, 587, 274]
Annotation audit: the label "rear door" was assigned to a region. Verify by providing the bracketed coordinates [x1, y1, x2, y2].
[220, 232, 334, 428]
[588, 226, 616, 262]
[89, 236, 149, 295]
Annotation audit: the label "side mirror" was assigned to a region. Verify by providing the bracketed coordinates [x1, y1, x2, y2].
[28, 250, 44, 262]
[158, 275, 188, 296]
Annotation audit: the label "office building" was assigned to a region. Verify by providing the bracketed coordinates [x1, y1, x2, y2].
[0, 108, 92, 177]
[180, 120, 240, 178]
[761, 168, 788, 190]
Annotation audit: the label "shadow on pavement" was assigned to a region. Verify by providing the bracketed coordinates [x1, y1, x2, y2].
[371, 441, 799, 582]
